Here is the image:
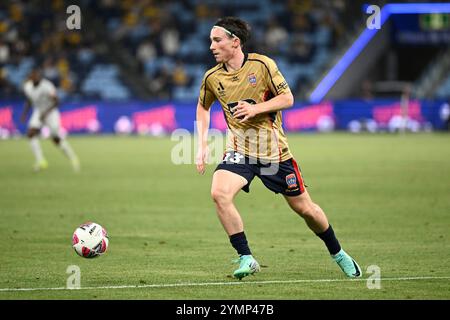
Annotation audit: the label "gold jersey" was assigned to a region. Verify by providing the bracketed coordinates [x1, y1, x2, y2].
[199, 53, 293, 162]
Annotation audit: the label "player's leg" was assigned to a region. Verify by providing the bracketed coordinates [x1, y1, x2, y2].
[211, 168, 260, 279]
[258, 158, 361, 277]
[284, 192, 361, 277]
[258, 159, 329, 233]
[211, 169, 247, 235]
[51, 135, 80, 172]
[284, 190, 329, 233]
[27, 111, 47, 171]
[47, 111, 80, 171]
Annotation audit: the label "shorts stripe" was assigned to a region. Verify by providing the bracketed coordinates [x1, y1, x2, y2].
[291, 158, 305, 193]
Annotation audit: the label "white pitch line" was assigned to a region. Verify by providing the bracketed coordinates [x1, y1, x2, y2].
[0, 276, 449, 292]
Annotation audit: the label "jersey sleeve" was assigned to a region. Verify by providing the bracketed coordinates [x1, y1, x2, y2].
[44, 80, 57, 97]
[198, 73, 216, 110]
[266, 58, 291, 96]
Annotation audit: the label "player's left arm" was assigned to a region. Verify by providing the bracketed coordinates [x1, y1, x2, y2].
[233, 57, 293, 122]
[233, 92, 293, 122]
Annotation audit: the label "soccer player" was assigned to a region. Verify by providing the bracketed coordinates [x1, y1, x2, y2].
[21, 68, 80, 172]
[196, 17, 362, 280]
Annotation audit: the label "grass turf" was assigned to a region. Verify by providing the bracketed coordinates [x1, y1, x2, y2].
[0, 133, 449, 299]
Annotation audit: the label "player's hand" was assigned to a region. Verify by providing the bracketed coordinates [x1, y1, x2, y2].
[20, 114, 27, 123]
[196, 146, 208, 175]
[233, 100, 258, 123]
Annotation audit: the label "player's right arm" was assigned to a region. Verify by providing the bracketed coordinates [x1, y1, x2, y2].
[20, 95, 32, 124]
[196, 70, 217, 174]
[196, 102, 211, 175]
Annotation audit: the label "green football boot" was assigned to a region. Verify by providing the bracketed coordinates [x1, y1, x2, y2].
[332, 249, 362, 278]
[33, 159, 48, 172]
[71, 156, 81, 172]
[233, 255, 260, 280]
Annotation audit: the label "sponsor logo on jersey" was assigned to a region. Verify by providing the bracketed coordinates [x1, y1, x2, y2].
[248, 73, 257, 87]
[217, 81, 226, 97]
[286, 173, 298, 189]
[276, 81, 288, 92]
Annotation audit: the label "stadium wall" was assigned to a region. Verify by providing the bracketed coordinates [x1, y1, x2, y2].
[0, 99, 448, 137]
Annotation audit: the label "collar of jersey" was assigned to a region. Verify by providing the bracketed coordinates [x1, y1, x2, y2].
[222, 52, 248, 73]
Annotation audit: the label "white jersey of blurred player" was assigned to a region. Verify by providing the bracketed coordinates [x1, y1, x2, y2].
[24, 78, 60, 135]
[21, 69, 80, 172]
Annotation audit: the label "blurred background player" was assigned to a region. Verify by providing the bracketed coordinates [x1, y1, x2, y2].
[21, 68, 80, 172]
[400, 83, 412, 133]
[196, 17, 361, 280]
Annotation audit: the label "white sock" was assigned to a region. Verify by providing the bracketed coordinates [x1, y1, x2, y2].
[29, 137, 44, 163]
[59, 139, 77, 161]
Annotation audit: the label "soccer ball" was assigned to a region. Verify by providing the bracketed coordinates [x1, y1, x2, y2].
[72, 222, 109, 258]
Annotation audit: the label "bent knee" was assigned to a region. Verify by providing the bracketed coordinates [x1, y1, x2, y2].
[52, 136, 61, 144]
[27, 129, 39, 138]
[211, 187, 233, 206]
[294, 202, 318, 219]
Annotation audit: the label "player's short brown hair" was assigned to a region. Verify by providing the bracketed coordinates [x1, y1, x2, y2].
[214, 17, 251, 47]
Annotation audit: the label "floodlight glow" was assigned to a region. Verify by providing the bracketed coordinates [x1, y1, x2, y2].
[309, 3, 450, 103]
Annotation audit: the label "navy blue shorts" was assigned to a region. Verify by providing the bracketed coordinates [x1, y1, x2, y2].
[215, 151, 306, 196]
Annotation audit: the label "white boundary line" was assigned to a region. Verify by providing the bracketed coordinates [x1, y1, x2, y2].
[0, 276, 449, 292]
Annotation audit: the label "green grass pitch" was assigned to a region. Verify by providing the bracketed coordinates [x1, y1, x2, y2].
[0, 133, 449, 299]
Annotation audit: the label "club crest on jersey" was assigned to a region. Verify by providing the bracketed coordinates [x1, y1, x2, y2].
[248, 73, 257, 87]
[286, 173, 298, 189]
